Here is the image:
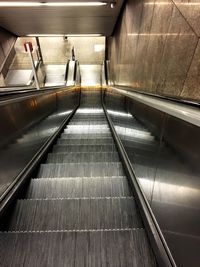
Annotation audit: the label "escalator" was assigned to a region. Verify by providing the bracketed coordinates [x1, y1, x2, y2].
[1, 88, 158, 266]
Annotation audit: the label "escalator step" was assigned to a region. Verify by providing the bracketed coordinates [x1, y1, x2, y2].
[72, 115, 106, 120]
[0, 230, 156, 267]
[69, 120, 107, 125]
[63, 129, 110, 134]
[47, 152, 119, 163]
[26, 177, 131, 199]
[8, 198, 142, 231]
[53, 144, 116, 153]
[57, 138, 114, 145]
[37, 162, 124, 178]
[61, 133, 112, 139]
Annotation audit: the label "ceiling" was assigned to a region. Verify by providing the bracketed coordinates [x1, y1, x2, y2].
[0, 0, 124, 36]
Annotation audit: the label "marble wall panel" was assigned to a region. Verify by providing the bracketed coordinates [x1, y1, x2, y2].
[0, 27, 16, 76]
[107, 0, 200, 101]
[155, 5, 198, 97]
[174, 0, 200, 36]
[181, 39, 200, 100]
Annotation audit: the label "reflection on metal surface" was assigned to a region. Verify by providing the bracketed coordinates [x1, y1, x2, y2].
[107, 109, 132, 117]
[104, 88, 200, 266]
[77, 108, 104, 114]
[50, 110, 73, 118]
[44, 64, 66, 87]
[139, 177, 200, 207]
[112, 87, 200, 127]
[5, 69, 33, 86]
[80, 65, 101, 86]
[115, 125, 154, 140]
[0, 87, 79, 197]
[66, 61, 76, 86]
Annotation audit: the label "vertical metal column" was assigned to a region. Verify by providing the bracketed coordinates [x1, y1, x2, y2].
[25, 43, 40, 90]
[35, 37, 43, 63]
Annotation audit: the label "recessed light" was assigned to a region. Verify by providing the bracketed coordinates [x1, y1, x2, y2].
[0, 2, 107, 7]
[27, 34, 103, 37]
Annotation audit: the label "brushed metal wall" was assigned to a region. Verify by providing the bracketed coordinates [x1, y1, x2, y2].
[0, 87, 80, 198]
[104, 88, 200, 267]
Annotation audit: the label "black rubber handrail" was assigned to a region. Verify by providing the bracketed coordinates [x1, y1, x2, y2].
[0, 88, 80, 218]
[101, 89, 177, 267]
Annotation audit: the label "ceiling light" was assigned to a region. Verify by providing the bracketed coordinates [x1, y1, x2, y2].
[27, 34, 103, 37]
[0, 2, 42, 6]
[0, 2, 107, 7]
[66, 34, 103, 37]
[27, 34, 64, 37]
[46, 2, 107, 6]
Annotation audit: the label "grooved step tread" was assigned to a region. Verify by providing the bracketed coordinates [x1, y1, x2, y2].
[37, 162, 124, 178]
[61, 133, 112, 139]
[1, 89, 157, 267]
[53, 144, 116, 153]
[47, 152, 119, 163]
[69, 120, 107, 125]
[8, 198, 142, 231]
[0, 230, 156, 267]
[57, 138, 114, 145]
[26, 177, 131, 199]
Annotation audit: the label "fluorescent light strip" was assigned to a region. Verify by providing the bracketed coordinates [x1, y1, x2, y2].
[47, 2, 107, 6]
[27, 34, 102, 37]
[0, 2, 107, 7]
[67, 34, 102, 37]
[27, 34, 64, 37]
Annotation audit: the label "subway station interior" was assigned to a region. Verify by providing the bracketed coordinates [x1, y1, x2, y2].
[0, 1, 199, 266]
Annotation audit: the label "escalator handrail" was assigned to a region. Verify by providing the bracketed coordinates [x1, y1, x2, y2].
[0, 85, 77, 105]
[101, 89, 177, 267]
[107, 85, 200, 128]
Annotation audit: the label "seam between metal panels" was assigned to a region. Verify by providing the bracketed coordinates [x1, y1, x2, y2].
[2, 228, 144, 234]
[33, 176, 126, 179]
[20, 196, 134, 201]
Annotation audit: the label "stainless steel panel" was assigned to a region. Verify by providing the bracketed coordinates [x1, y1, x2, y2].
[104, 87, 200, 267]
[5, 69, 33, 86]
[0, 87, 79, 197]
[80, 65, 101, 86]
[66, 61, 75, 86]
[44, 64, 66, 87]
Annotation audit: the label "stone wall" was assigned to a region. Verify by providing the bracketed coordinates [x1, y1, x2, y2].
[107, 0, 200, 102]
[0, 27, 16, 77]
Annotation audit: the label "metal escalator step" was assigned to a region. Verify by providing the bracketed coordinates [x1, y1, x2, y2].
[8, 198, 142, 231]
[61, 133, 112, 139]
[37, 162, 124, 178]
[71, 115, 106, 119]
[72, 114, 106, 120]
[57, 138, 114, 145]
[63, 127, 110, 135]
[69, 120, 107, 125]
[53, 144, 116, 153]
[47, 152, 119, 163]
[0, 230, 156, 267]
[65, 125, 109, 129]
[26, 177, 131, 199]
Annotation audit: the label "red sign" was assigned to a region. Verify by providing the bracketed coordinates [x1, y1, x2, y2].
[24, 42, 33, 52]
